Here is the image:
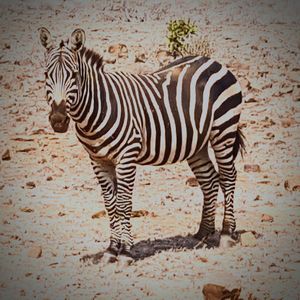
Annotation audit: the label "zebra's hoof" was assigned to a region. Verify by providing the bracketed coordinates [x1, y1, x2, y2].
[102, 251, 118, 264]
[219, 234, 238, 248]
[229, 231, 241, 241]
[221, 228, 240, 241]
[203, 231, 221, 248]
[194, 229, 215, 241]
[117, 254, 134, 268]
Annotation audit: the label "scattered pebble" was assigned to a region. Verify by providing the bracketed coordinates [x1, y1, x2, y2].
[91, 210, 106, 219]
[261, 214, 274, 223]
[284, 176, 300, 192]
[20, 207, 34, 213]
[186, 177, 199, 187]
[244, 164, 261, 172]
[240, 232, 257, 247]
[25, 181, 36, 189]
[27, 246, 42, 258]
[202, 283, 241, 300]
[108, 44, 128, 58]
[2, 149, 11, 161]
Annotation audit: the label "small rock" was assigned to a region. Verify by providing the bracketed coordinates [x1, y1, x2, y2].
[4, 83, 11, 90]
[261, 214, 274, 222]
[92, 210, 106, 219]
[31, 128, 48, 135]
[186, 177, 199, 187]
[240, 232, 257, 247]
[261, 116, 275, 127]
[284, 176, 300, 191]
[46, 176, 53, 181]
[265, 132, 275, 139]
[28, 246, 42, 258]
[244, 93, 257, 103]
[240, 77, 250, 90]
[16, 147, 36, 153]
[254, 195, 261, 201]
[198, 257, 208, 263]
[135, 52, 147, 63]
[281, 118, 294, 128]
[26, 181, 36, 189]
[244, 164, 261, 172]
[2, 149, 11, 161]
[20, 207, 34, 213]
[108, 44, 128, 58]
[131, 210, 150, 217]
[202, 284, 241, 300]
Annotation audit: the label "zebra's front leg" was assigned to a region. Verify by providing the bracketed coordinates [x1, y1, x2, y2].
[91, 160, 121, 262]
[115, 162, 137, 264]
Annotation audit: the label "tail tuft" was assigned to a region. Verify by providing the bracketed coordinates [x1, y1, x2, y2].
[232, 126, 246, 160]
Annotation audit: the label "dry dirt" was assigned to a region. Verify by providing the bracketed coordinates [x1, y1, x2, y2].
[0, 1, 300, 299]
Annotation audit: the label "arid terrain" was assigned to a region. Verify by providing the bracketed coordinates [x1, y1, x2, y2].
[0, 0, 299, 299]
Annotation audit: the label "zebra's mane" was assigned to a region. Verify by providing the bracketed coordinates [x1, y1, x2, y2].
[155, 56, 198, 73]
[80, 47, 104, 69]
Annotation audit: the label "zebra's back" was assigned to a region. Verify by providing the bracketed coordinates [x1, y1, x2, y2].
[130, 56, 242, 166]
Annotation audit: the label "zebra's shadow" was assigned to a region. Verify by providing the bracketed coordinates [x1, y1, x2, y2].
[80, 232, 225, 264]
[131, 234, 204, 260]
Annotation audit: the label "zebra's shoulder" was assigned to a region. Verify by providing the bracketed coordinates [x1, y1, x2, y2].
[153, 56, 211, 74]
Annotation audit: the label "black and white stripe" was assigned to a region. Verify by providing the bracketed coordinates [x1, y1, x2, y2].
[40, 28, 245, 260]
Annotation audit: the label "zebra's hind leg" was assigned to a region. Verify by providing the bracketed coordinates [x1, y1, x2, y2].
[187, 146, 219, 241]
[211, 137, 239, 238]
[214, 149, 237, 236]
[91, 160, 121, 263]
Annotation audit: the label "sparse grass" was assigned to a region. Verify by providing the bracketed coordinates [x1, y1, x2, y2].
[182, 36, 214, 57]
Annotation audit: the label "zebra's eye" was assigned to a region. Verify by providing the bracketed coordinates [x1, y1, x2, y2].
[46, 92, 51, 104]
[44, 71, 48, 79]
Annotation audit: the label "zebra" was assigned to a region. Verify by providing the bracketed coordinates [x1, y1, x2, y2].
[38, 27, 245, 263]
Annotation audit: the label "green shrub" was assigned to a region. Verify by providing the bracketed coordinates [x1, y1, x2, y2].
[166, 19, 214, 58]
[167, 19, 197, 57]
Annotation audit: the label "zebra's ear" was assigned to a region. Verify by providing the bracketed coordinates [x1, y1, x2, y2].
[70, 28, 85, 51]
[38, 27, 53, 50]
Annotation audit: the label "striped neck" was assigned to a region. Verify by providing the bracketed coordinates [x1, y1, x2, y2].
[69, 47, 110, 133]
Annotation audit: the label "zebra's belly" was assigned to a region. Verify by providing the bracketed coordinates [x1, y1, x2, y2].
[136, 127, 208, 166]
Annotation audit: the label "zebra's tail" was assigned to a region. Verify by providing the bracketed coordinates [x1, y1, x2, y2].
[232, 126, 246, 160]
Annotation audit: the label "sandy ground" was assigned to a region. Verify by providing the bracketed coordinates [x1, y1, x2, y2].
[0, 0, 299, 299]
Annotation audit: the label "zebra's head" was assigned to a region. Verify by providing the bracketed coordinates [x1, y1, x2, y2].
[38, 27, 85, 133]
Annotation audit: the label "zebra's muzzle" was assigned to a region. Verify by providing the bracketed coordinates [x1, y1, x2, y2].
[49, 100, 70, 133]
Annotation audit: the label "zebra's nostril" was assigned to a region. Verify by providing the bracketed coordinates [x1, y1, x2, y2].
[49, 112, 70, 133]
[50, 113, 66, 124]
